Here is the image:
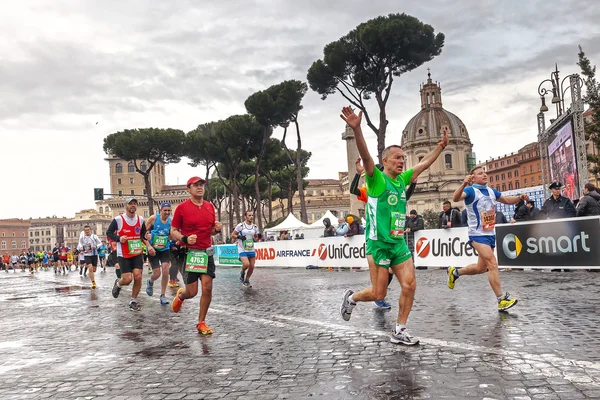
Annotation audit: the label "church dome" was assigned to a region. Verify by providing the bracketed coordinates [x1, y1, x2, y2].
[401, 72, 471, 149]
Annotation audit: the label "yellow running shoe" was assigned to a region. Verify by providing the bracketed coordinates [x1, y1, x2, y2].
[447, 266, 457, 290]
[91, 281, 97, 289]
[196, 321, 213, 335]
[498, 293, 518, 311]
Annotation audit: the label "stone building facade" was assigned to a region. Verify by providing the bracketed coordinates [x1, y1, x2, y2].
[486, 142, 546, 192]
[0, 219, 30, 255]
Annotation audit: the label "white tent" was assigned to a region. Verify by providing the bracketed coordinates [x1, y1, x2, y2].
[307, 210, 340, 229]
[264, 213, 310, 233]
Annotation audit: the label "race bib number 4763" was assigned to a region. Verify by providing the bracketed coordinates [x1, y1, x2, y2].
[185, 250, 209, 273]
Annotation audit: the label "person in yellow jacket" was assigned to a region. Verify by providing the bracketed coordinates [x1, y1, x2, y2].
[66, 250, 74, 272]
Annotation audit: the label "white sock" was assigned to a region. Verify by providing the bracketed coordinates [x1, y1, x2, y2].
[396, 324, 406, 333]
[349, 295, 357, 305]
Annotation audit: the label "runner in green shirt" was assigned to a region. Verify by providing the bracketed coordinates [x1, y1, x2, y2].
[339, 106, 448, 346]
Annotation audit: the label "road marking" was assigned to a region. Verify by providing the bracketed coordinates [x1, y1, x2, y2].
[211, 305, 600, 376]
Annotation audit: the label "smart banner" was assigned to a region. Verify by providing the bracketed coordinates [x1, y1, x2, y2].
[216, 244, 242, 266]
[495, 216, 600, 268]
[413, 228, 484, 267]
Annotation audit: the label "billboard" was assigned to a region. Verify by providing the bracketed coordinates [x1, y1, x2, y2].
[495, 185, 545, 222]
[548, 119, 579, 200]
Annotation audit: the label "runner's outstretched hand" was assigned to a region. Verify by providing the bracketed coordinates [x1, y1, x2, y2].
[340, 106, 362, 130]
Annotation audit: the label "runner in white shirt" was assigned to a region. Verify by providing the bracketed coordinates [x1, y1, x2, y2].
[77, 225, 102, 289]
[231, 211, 259, 288]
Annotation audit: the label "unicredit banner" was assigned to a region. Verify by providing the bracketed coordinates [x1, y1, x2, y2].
[214, 236, 369, 268]
[413, 228, 483, 267]
[495, 216, 600, 268]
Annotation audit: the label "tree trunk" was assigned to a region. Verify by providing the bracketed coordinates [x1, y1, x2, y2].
[287, 179, 293, 214]
[254, 128, 269, 231]
[376, 93, 388, 164]
[294, 120, 308, 223]
[231, 172, 241, 224]
[143, 172, 154, 216]
[228, 187, 233, 237]
[268, 180, 273, 223]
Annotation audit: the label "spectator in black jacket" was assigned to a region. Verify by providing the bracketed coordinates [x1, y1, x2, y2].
[404, 210, 424, 260]
[576, 183, 600, 217]
[344, 216, 360, 237]
[323, 218, 336, 237]
[527, 201, 541, 220]
[512, 199, 530, 222]
[541, 182, 576, 219]
[439, 201, 462, 229]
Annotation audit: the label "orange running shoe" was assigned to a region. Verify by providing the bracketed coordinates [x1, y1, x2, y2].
[196, 321, 213, 335]
[171, 288, 184, 313]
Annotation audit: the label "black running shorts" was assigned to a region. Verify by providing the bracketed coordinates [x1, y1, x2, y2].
[117, 255, 144, 274]
[84, 255, 98, 267]
[149, 251, 171, 269]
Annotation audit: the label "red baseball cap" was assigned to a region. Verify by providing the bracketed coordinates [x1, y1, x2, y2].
[186, 176, 206, 187]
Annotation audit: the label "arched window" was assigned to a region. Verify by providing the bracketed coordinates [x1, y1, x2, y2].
[115, 163, 123, 174]
[495, 175, 499, 181]
[128, 162, 135, 173]
[508, 182, 513, 190]
[444, 154, 453, 169]
[1, 241, 5, 250]
[502, 184, 506, 191]
[12, 240, 16, 249]
[515, 170, 519, 177]
[508, 172, 512, 178]
[99, 207, 103, 214]
[418, 156, 424, 162]
[140, 161, 148, 172]
[20, 240, 26, 248]
[515, 181, 520, 189]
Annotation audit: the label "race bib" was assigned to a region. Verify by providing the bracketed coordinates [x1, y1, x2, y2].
[185, 250, 209, 273]
[83, 244, 92, 252]
[243, 238, 254, 251]
[482, 209, 496, 232]
[127, 239, 144, 255]
[389, 212, 405, 237]
[152, 235, 169, 250]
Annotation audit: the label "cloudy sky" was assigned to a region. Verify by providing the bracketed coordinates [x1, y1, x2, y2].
[2, 0, 599, 219]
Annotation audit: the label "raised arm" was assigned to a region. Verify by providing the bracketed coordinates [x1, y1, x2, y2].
[453, 175, 472, 202]
[498, 193, 529, 205]
[340, 107, 375, 177]
[412, 129, 449, 179]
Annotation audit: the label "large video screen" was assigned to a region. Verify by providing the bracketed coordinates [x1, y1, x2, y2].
[547, 119, 579, 201]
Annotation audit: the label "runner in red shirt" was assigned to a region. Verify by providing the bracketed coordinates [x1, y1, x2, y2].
[170, 176, 222, 334]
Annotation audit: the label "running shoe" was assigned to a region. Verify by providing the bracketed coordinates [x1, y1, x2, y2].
[239, 270, 245, 283]
[91, 281, 97, 289]
[390, 328, 420, 346]
[148, 267, 152, 274]
[196, 321, 213, 335]
[112, 279, 121, 299]
[128, 299, 141, 311]
[447, 266, 458, 290]
[146, 278, 154, 296]
[498, 293, 518, 311]
[171, 288, 184, 313]
[243, 279, 252, 288]
[340, 289, 355, 321]
[374, 300, 392, 309]
[168, 280, 179, 288]
[159, 294, 169, 305]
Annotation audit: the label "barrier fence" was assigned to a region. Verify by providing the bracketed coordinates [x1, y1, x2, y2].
[213, 216, 600, 269]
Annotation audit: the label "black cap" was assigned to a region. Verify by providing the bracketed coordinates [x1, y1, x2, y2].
[549, 182, 563, 189]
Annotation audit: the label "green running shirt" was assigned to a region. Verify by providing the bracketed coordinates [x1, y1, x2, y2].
[365, 167, 413, 244]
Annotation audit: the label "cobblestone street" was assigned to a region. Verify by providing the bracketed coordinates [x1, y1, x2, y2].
[1, 267, 600, 399]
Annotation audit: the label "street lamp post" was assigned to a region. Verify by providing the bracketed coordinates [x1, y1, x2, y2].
[536, 64, 587, 198]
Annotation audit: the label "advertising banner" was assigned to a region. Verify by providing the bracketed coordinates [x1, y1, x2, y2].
[496, 216, 600, 268]
[216, 244, 242, 266]
[413, 228, 484, 267]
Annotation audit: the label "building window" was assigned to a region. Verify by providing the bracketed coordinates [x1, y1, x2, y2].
[418, 156, 424, 162]
[12, 232, 15, 237]
[444, 154, 453, 169]
[315, 213, 321, 219]
[508, 182, 513, 190]
[524, 178, 527, 185]
[140, 161, 148, 172]
[490, 176, 493, 182]
[143, 188, 147, 195]
[22, 233, 25, 237]
[12, 240, 16, 249]
[514, 157, 518, 163]
[117, 178, 122, 185]
[118, 190, 123, 196]
[501, 173, 505, 180]
[99, 207, 103, 214]
[523, 167, 526, 175]
[502, 184, 506, 191]
[128, 162, 135, 173]
[115, 163, 123, 174]
[500, 161, 504, 166]
[1, 233, 4, 237]
[1, 241, 5, 250]
[21, 241, 26, 249]
[515, 170, 519, 177]
[530, 165, 534, 173]
[537, 163, 541, 171]
[496, 185, 500, 191]
[130, 189, 135, 195]
[507, 159, 511, 165]
[539, 176, 542, 183]
[130, 178, 134, 184]
[495, 163, 498, 168]
[495, 175, 499, 181]
[508, 172, 512, 178]
[143, 210, 149, 218]
[515, 181, 520, 189]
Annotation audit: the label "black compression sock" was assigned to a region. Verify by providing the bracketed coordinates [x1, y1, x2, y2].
[116, 269, 122, 279]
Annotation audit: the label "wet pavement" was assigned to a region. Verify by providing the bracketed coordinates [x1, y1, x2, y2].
[1, 266, 600, 399]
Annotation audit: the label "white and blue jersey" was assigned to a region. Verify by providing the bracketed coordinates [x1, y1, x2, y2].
[464, 184, 502, 247]
[235, 222, 259, 258]
[150, 215, 171, 253]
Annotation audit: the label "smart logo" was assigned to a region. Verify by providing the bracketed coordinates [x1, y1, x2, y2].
[502, 232, 590, 259]
[502, 234, 522, 260]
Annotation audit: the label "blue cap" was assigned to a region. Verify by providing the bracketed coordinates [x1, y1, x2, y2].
[160, 201, 172, 209]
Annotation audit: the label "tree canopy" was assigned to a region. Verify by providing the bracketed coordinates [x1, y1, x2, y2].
[578, 46, 600, 177]
[307, 13, 444, 161]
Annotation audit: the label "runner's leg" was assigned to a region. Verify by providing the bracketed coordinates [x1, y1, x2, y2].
[391, 258, 417, 325]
